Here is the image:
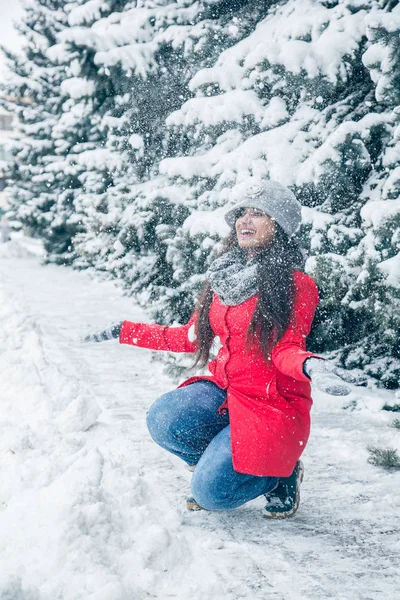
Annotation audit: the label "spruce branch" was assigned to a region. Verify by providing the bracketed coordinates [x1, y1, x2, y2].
[390, 418, 400, 430]
[382, 403, 400, 413]
[367, 446, 400, 468]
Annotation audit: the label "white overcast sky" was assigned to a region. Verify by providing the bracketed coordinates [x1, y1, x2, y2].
[0, 0, 24, 77]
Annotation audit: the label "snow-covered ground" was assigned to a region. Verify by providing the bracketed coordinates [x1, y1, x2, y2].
[0, 236, 399, 600]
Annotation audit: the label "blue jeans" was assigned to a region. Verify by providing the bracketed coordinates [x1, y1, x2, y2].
[146, 381, 278, 510]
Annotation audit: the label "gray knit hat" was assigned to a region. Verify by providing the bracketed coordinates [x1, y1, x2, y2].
[224, 181, 302, 238]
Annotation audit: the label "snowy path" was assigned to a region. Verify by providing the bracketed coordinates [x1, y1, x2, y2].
[0, 238, 399, 600]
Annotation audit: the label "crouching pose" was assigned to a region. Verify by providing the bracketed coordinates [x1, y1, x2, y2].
[83, 181, 365, 518]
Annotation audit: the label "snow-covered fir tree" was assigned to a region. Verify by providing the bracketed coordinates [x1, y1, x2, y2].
[1, 0, 128, 263]
[66, 0, 272, 323]
[156, 0, 389, 332]
[40, 0, 129, 264]
[0, 0, 75, 259]
[339, 6, 400, 386]
[4, 0, 400, 385]
[144, 0, 400, 385]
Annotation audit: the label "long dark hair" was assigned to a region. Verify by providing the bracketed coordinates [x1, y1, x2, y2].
[193, 225, 304, 368]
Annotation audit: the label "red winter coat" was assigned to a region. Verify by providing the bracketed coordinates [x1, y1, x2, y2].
[120, 271, 320, 477]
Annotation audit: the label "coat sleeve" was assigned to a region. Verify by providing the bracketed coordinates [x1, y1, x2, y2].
[271, 274, 321, 381]
[119, 311, 199, 353]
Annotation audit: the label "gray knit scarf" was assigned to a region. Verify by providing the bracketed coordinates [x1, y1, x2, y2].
[207, 248, 259, 306]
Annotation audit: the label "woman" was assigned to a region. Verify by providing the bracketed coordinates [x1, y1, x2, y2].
[84, 181, 364, 518]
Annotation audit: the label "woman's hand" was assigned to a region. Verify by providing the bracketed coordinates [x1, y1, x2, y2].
[82, 321, 123, 343]
[303, 357, 367, 396]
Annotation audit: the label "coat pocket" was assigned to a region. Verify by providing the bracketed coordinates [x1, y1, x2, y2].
[265, 374, 276, 398]
[267, 375, 294, 405]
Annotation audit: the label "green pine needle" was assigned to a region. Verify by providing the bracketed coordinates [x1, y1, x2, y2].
[382, 403, 400, 413]
[367, 446, 400, 468]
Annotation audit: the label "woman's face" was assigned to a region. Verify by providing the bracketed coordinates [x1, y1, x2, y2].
[235, 207, 276, 253]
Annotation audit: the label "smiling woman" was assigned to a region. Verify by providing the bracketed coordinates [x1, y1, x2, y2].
[83, 180, 366, 519]
[235, 208, 276, 255]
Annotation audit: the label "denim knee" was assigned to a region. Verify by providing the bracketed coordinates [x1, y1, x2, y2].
[146, 393, 174, 445]
[191, 466, 232, 511]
